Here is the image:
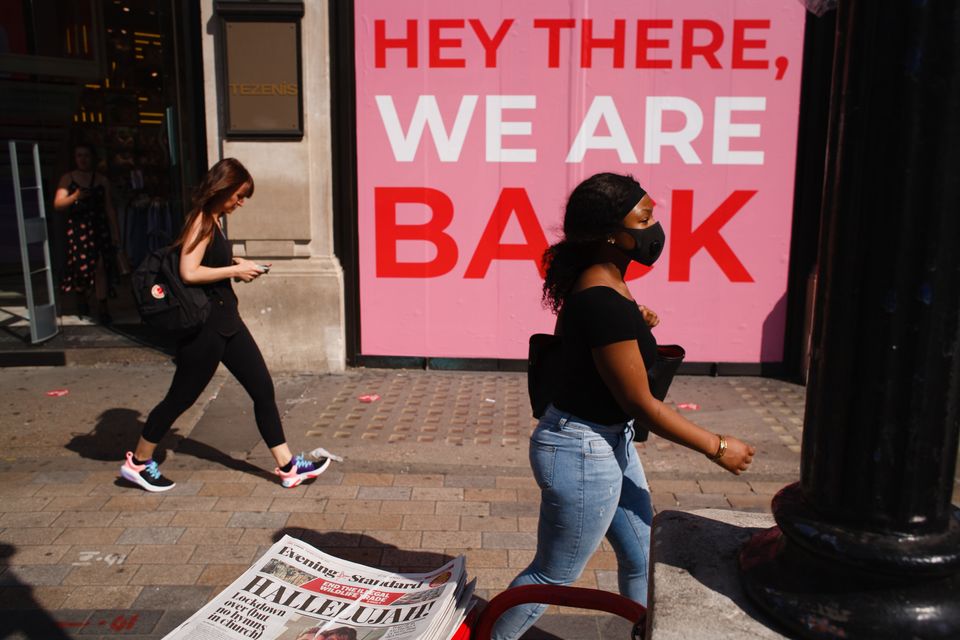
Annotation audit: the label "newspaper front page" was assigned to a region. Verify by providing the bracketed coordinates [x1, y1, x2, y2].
[164, 535, 474, 640]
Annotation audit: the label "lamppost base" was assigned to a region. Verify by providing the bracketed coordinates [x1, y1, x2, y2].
[770, 483, 960, 576]
[740, 525, 960, 639]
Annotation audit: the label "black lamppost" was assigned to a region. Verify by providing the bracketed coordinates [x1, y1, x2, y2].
[740, 2, 960, 637]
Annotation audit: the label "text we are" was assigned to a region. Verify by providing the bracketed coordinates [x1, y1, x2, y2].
[375, 94, 767, 165]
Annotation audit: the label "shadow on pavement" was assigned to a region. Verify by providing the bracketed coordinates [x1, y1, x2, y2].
[271, 528, 456, 573]
[66, 408, 157, 462]
[174, 437, 276, 481]
[656, 512, 784, 636]
[0, 544, 72, 639]
[66, 407, 274, 482]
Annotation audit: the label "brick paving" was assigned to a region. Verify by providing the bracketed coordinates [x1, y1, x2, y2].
[0, 364, 957, 639]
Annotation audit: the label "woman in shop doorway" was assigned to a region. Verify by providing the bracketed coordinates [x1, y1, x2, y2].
[53, 143, 121, 323]
[120, 157, 330, 492]
[491, 173, 756, 640]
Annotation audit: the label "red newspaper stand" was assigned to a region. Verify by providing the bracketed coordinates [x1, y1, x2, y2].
[454, 585, 647, 640]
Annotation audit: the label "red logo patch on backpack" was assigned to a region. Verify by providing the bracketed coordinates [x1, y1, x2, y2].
[133, 247, 210, 331]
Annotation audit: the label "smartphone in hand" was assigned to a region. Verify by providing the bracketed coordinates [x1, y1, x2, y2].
[256, 264, 271, 274]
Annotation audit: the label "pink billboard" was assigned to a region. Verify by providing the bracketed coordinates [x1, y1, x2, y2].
[354, 0, 805, 362]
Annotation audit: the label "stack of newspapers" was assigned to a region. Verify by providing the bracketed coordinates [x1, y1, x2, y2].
[164, 534, 477, 640]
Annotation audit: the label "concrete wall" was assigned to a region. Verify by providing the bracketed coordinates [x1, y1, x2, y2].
[200, 1, 345, 373]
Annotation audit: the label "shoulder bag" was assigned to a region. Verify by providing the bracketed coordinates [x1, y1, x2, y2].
[527, 335, 685, 442]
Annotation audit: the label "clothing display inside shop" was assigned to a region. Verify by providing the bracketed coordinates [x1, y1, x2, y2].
[3, 0, 202, 339]
[66, 3, 184, 273]
[123, 195, 177, 269]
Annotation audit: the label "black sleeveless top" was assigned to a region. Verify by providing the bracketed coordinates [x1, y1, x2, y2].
[67, 171, 106, 217]
[201, 226, 242, 335]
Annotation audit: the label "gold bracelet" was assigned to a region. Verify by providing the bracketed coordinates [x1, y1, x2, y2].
[708, 435, 727, 460]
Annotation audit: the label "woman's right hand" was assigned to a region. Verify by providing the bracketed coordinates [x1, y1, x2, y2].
[711, 435, 755, 475]
[232, 258, 263, 283]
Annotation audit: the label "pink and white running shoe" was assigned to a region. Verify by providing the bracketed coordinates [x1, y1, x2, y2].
[275, 454, 331, 488]
[120, 451, 176, 492]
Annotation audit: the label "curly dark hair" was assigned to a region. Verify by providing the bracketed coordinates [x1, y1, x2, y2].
[542, 172, 644, 312]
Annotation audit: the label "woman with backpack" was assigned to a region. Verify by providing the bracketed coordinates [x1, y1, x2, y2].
[120, 158, 329, 492]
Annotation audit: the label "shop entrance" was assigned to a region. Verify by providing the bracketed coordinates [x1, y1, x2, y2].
[0, 0, 205, 351]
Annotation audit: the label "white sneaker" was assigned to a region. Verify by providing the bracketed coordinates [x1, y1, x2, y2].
[120, 451, 176, 492]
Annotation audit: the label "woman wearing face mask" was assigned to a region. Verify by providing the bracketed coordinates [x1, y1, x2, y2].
[491, 173, 755, 640]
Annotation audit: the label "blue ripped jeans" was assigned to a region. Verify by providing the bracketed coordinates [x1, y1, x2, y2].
[491, 404, 653, 640]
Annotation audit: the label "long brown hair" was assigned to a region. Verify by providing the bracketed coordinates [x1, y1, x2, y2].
[175, 158, 254, 253]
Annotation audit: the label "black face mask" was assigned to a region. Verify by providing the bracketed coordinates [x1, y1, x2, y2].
[621, 222, 665, 266]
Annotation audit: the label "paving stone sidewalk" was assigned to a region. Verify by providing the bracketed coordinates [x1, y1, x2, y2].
[0, 365, 956, 639]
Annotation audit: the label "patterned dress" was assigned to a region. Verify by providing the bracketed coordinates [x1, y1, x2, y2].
[61, 171, 116, 294]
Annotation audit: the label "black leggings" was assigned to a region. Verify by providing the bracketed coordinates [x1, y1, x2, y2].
[142, 322, 286, 448]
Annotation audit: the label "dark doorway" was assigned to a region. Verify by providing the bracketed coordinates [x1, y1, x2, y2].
[0, 0, 206, 352]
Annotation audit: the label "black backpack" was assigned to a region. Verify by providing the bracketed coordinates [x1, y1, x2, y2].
[131, 247, 211, 332]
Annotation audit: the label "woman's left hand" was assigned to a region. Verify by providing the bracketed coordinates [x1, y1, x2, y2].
[712, 435, 756, 475]
[232, 257, 264, 283]
[638, 305, 659, 328]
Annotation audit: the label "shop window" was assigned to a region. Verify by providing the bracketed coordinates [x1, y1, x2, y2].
[67, 1, 186, 269]
[0, 0, 105, 78]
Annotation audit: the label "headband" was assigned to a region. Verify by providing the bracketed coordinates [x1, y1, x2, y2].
[618, 183, 647, 219]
